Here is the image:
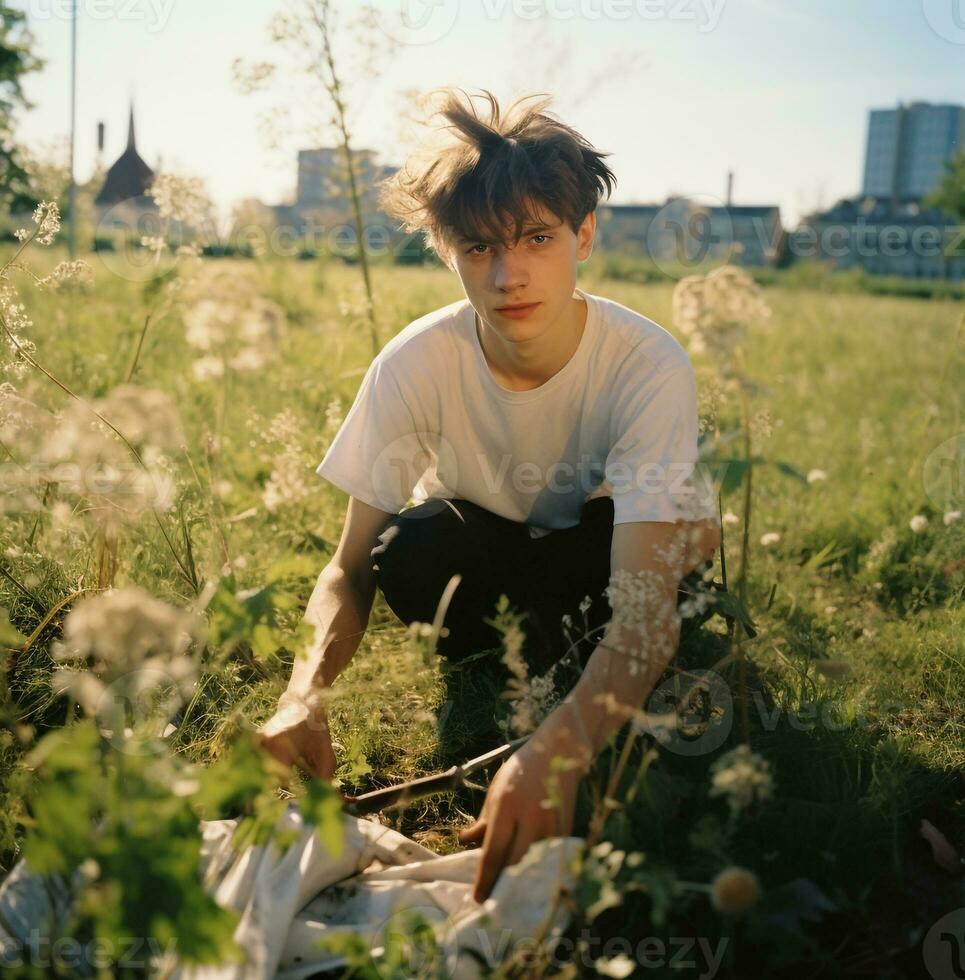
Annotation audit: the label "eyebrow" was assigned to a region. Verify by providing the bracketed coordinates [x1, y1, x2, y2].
[456, 224, 557, 244]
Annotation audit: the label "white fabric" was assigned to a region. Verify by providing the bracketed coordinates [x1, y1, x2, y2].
[0, 805, 584, 978]
[316, 288, 716, 538]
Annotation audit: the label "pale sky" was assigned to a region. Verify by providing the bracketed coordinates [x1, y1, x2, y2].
[11, 0, 965, 229]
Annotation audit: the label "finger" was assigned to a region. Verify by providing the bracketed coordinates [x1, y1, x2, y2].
[506, 824, 541, 868]
[474, 821, 517, 904]
[458, 819, 486, 846]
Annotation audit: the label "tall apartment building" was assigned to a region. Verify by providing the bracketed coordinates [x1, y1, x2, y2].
[295, 148, 398, 212]
[861, 101, 964, 201]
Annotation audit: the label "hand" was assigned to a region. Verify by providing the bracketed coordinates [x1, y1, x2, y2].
[257, 689, 337, 781]
[457, 735, 589, 904]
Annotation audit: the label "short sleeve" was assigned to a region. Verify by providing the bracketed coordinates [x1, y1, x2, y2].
[315, 357, 430, 514]
[604, 361, 717, 525]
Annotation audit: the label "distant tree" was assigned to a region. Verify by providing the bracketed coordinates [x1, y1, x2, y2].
[0, 3, 45, 213]
[926, 149, 965, 221]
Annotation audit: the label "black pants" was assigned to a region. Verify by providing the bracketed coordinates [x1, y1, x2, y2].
[370, 496, 709, 676]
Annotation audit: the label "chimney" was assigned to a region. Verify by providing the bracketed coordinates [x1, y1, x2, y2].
[726, 170, 734, 208]
[97, 121, 105, 153]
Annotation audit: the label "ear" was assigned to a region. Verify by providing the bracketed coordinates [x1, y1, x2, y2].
[576, 210, 596, 262]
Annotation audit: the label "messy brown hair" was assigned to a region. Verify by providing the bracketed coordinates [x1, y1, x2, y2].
[379, 88, 616, 261]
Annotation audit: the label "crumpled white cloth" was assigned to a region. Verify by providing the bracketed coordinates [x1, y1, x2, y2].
[0, 803, 584, 978]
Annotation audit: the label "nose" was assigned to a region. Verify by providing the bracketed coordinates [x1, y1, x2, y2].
[491, 246, 529, 293]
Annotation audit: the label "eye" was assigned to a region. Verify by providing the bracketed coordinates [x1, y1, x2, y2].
[531, 234, 551, 245]
[466, 243, 490, 255]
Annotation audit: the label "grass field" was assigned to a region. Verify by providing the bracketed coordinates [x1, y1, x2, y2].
[1, 239, 963, 978]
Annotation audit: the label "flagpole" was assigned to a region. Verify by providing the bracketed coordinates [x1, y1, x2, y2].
[68, 0, 78, 259]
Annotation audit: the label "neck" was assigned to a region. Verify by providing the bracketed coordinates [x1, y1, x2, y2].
[477, 294, 588, 392]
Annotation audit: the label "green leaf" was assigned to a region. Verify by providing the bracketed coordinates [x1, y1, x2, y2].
[772, 460, 809, 484]
[301, 779, 345, 858]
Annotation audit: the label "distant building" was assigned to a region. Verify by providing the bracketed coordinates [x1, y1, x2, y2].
[596, 198, 784, 268]
[862, 102, 964, 201]
[291, 147, 398, 229]
[790, 195, 964, 282]
[94, 104, 158, 230]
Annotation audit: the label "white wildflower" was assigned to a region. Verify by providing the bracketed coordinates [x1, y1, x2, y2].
[31, 201, 61, 246]
[672, 264, 771, 358]
[603, 568, 679, 677]
[595, 954, 635, 978]
[262, 452, 311, 513]
[722, 510, 739, 525]
[51, 587, 201, 724]
[148, 173, 212, 228]
[36, 260, 94, 292]
[943, 510, 961, 526]
[806, 468, 828, 484]
[709, 744, 774, 814]
[760, 532, 780, 547]
[324, 397, 344, 438]
[96, 384, 184, 450]
[192, 355, 224, 381]
[909, 514, 928, 534]
[230, 346, 267, 372]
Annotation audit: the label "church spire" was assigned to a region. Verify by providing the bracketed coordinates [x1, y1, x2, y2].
[127, 101, 136, 151]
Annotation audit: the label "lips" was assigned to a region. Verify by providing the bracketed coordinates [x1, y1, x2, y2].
[494, 302, 541, 319]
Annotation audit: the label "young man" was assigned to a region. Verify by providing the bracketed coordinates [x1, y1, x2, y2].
[260, 89, 721, 904]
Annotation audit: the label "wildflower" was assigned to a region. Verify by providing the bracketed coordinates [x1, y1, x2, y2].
[95, 384, 184, 450]
[230, 346, 267, 371]
[909, 514, 928, 534]
[709, 743, 774, 814]
[722, 510, 739, 525]
[36, 260, 94, 292]
[595, 954, 635, 978]
[760, 532, 780, 547]
[262, 452, 312, 512]
[140, 234, 167, 254]
[184, 299, 234, 351]
[28, 201, 61, 246]
[603, 567, 679, 677]
[944, 510, 961, 526]
[671, 264, 771, 358]
[51, 587, 201, 723]
[324, 397, 344, 438]
[710, 866, 761, 914]
[751, 407, 774, 442]
[148, 173, 212, 229]
[40, 400, 178, 527]
[806, 468, 828, 484]
[864, 527, 897, 575]
[193, 355, 224, 381]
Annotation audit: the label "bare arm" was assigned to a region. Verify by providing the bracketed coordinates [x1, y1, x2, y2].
[260, 496, 394, 778]
[286, 495, 394, 696]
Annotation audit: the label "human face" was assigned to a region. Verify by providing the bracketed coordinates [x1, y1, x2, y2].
[446, 207, 596, 343]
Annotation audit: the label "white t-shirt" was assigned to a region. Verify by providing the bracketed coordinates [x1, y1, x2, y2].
[316, 287, 716, 539]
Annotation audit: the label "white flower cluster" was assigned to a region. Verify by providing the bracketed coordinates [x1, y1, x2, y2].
[51, 586, 202, 724]
[0, 281, 38, 379]
[709, 743, 774, 815]
[148, 174, 212, 228]
[260, 407, 313, 514]
[36, 260, 94, 293]
[182, 268, 287, 380]
[14, 202, 61, 247]
[1, 383, 182, 526]
[672, 264, 771, 358]
[603, 567, 679, 677]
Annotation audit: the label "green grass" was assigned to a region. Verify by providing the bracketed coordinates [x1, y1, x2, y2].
[1, 245, 963, 977]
